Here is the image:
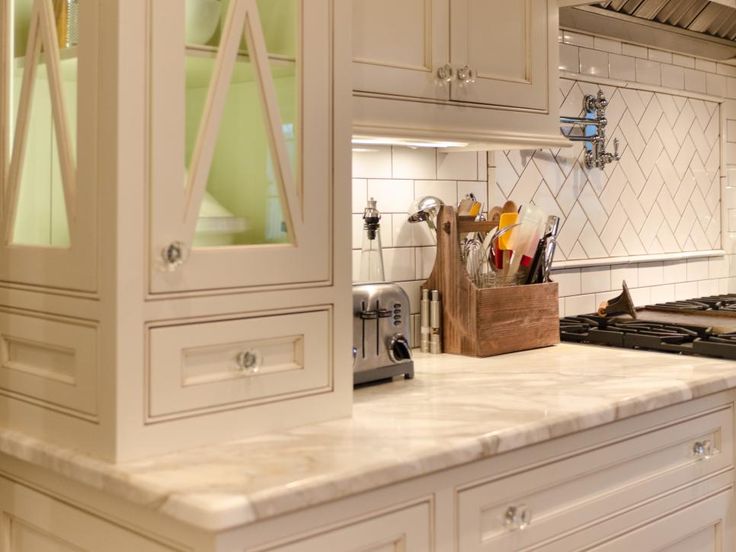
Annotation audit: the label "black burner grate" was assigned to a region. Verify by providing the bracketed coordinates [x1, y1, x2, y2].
[560, 294, 736, 360]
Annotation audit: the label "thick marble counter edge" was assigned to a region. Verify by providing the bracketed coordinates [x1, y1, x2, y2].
[3, 344, 736, 532]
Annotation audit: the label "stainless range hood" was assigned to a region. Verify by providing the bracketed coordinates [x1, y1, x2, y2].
[560, 0, 736, 62]
[598, 0, 736, 40]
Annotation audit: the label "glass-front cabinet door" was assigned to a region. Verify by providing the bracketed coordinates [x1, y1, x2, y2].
[150, 0, 331, 293]
[0, 0, 98, 291]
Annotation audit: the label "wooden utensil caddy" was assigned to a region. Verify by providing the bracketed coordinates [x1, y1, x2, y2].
[424, 206, 560, 357]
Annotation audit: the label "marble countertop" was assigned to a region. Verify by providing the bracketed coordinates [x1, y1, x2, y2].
[4, 344, 736, 532]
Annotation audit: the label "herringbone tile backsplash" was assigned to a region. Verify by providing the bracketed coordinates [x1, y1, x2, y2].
[353, 33, 736, 343]
[493, 79, 721, 261]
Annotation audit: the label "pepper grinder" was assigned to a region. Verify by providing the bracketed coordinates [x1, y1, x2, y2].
[359, 198, 386, 282]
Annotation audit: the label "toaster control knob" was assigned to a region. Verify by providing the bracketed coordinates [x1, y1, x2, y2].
[389, 335, 412, 363]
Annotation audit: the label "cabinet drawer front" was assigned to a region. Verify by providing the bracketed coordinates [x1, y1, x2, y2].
[0, 311, 97, 418]
[255, 501, 433, 552]
[0, 478, 174, 552]
[458, 406, 734, 551]
[148, 309, 331, 419]
[588, 488, 732, 552]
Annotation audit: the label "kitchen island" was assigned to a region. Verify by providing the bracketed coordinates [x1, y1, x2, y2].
[2, 343, 736, 550]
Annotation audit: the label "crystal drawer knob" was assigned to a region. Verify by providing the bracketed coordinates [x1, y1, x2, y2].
[161, 241, 188, 271]
[236, 350, 262, 374]
[457, 65, 476, 85]
[437, 64, 454, 83]
[693, 440, 713, 460]
[503, 504, 531, 531]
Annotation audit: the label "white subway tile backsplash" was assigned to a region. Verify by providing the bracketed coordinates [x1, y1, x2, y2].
[698, 279, 720, 297]
[622, 43, 647, 59]
[415, 247, 436, 281]
[675, 281, 699, 300]
[687, 258, 710, 281]
[727, 78, 736, 100]
[353, 146, 392, 179]
[672, 54, 695, 68]
[684, 69, 707, 94]
[414, 180, 458, 207]
[649, 50, 672, 64]
[437, 151, 478, 181]
[352, 179, 368, 213]
[383, 248, 416, 282]
[707, 73, 727, 97]
[696, 59, 717, 73]
[636, 59, 660, 85]
[367, 179, 414, 213]
[661, 64, 684, 90]
[611, 265, 639, 288]
[566, 294, 596, 316]
[478, 153, 488, 179]
[392, 214, 434, 248]
[718, 64, 736, 77]
[650, 284, 676, 304]
[595, 37, 621, 54]
[562, 31, 594, 48]
[559, 44, 579, 73]
[580, 49, 609, 77]
[392, 147, 436, 180]
[629, 286, 652, 306]
[638, 262, 664, 287]
[551, 268, 582, 297]
[609, 54, 636, 81]
[727, 121, 736, 143]
[709, 256, 729, 279]
[662, 260, 687, 284]
[581, 266, 611, 294]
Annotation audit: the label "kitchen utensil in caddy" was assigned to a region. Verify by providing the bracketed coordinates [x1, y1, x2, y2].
[352, 283, 414, 385]
[423, 206, 559, 357]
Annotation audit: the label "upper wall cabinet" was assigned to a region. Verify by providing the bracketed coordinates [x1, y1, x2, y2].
[352, 0, 568, 149]
[0, 0, 98, 291]
[149, 0, 332, 294]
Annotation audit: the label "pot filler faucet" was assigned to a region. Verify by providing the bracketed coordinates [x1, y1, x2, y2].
[560, 90, 621, 170]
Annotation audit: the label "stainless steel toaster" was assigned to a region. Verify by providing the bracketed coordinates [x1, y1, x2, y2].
[352, 283, 414, 385]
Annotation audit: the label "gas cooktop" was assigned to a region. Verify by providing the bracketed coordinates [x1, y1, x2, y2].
[560, 294, 736, 360]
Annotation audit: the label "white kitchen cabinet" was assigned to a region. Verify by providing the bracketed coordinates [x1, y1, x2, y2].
[150, 0, 333, 293]
[2, 391, 732, 552]
[352, 0, 449, 100]
[0, 0, 98, 291]
[450, 0, 550, 111]
[0, 0, 353, 462]
[352, 0, 568, 149]
[255, 502, 433, 552]
[0, 477, 175, 552]
[588, 490, 732, 551]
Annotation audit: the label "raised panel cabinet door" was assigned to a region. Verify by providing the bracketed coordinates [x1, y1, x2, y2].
[450, 0, 549, 111]
[0, 0, 99, 291]
[0, 478, 175, 552]
[352, 0, 449, 100]
[255, 502, 433, 552]
[149, 0, 332, 293]
[588, 489, 732, 552]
